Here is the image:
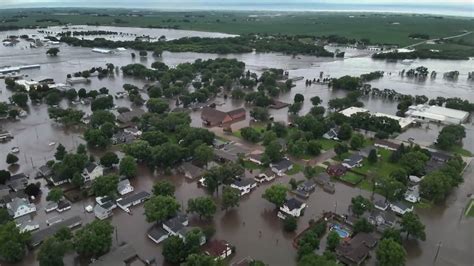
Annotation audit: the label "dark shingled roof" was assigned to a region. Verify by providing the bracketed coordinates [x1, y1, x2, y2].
[284, 198, 304, 211]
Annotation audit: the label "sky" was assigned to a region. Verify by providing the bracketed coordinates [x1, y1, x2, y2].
[1, 0, 473, 16]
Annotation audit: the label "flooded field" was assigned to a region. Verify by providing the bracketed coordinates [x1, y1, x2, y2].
[0, 27, 473, 266]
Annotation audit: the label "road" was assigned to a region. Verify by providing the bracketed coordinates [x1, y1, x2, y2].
[401, 31, 473, 49]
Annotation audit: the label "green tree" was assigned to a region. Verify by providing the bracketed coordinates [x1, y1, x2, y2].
[436, 124, 466, 150]
[152, 180, 175, 197]
[6, 153, 19, 165]
[334, 143, 348, 158]
[144, 195, 180, 222]
[337, 123, 352, 141]
[307, 140, 322, 156]
[353, 218, 374, 234]
[368, 149, 378, 164]
[119, 156, 137, 178]
[294, 93, 304, 103]
[146, 98, 169, 114]
[222, 186, 240, 211]
[250, 107, 270, 121]
[73, 220, 114, 257]
[310, 96, 322, 106]
[11, 92, 28, 107]
[349, 133, 364, 150]
[46, 47, 60, 56]
[0, 208, 12, 225]
[288, 102, 303, 114]
[162, 235, 185, 264]
[71, 172, 84, 187]
[262, 184, 287, 207]
[100, 152, 119, 168]
[264, 141, 283, 163]
[283, 216, 298, 232]
[0, 170, 11, 185]
[326, 231, 341, 251]
[55, 144, 67, 161]
[84, 128, 109, 148]
[376, 238, 406, 266]
[187, 196, 217, 220]
[382, 228, 403, 244]
[38, 236, 71, 266]
[351, 195, 373, 216]
[184, 253, 223, 266]
[90, 110, 115, 128]
[91, 95, 114, 111]
[298, 254, 338, 266]
[240, 127, 262, 143]
[194, 144, 213, 167]
[92, 174, 119, 197]
[46, 188, 63, 203]
[0, 222, 30, 262]
[400, 212, 426, 241]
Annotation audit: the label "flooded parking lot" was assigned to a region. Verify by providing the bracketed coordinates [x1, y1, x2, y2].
[0, 27, 473, 265]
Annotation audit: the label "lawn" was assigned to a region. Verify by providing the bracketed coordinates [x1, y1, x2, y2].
[339, 173, 364, 185]
[242, 161, 262, 170]
[465, 199, 474, 218]
[356, 149, 399, 178]
[318, 139, 339, 151]
[287, 163, 303, 175]
[4, 9, 473, 47]
[449, 146, 472, 157]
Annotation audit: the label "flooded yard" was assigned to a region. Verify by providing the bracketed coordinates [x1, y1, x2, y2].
[0, 26, 473, 265]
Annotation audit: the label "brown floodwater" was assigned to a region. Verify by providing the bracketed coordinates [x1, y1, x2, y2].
[0, 26, 473, 266]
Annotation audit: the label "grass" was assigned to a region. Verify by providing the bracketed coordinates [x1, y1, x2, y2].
[2, 9, 473, 47]
[449, 146, 472, 157]
[242, 160, 262, 170]
[416, 199, 433, 209]
[318, 139, 339, 151]
[465, 199, 474, 217]
[339, 173, 364, 185]
[232, 124, 266, 140]
[287, 163, 303, 175]
[356, 149, 399, 178]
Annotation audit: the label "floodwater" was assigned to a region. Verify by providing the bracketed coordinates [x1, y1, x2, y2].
[0, 27, 473, 266]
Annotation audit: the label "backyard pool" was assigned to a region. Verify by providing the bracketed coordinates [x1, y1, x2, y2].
[331, 224, 351, 238]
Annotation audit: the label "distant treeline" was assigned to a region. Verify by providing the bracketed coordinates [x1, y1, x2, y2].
[60, 35, 336, 57]
[58, 30, 120, 37]
[372, 48, 473, 60]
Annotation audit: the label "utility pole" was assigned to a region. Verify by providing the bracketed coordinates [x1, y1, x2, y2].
[433, 241, 442, 265]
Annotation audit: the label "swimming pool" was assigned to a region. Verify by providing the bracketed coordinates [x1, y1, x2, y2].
[331, 224, 350, 238]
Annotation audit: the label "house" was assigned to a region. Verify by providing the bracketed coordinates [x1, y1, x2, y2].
[405, 104, 469, 124]
[336, 232, 378, 266]
[358, 146, 376, 158]
[30, 216, 82, 247]
[368, 209, 396, 227]
[342, 154, 364, 169]
[45, 201, 58, 213]
[7, 173, 29, 192]
[374, 199, 389, 211]
[0, 190, 27, 208]
[92, 48, 114, 54]
[326, 164, 347, 177]
[81, 163, 103, 183]
[66, 77, 89, 85]
[202, 240, 233, 260]
[163, 214, 189, 236]
[37, 164, 53, 178]
[94, 204, 113, 220]
[429, 151, 452, 163]
[230, 178, 257, 196]
[294, 179, 317, 199]
[390, 201, 413, 215]
[374, 139, 400, 151]
[270, 158, 293, 176]
[56, 200, 72, 213]
[116, 191, 151, 212]
[323, 127, 339, 140]
[214, 149, 238, 163]
[96, 196, 117, 209]
[201, 107, 246, 127]
[7, 197, 36, 218]
[0, 130, 13, 142]
[123, 127, 142, 137]
[315, 172, 331, 186]
[247, 153, 264, 165]
[279, 198, 306, 218]
[254, 169, 276, 183]
[404, 185, 420, 203]
[179, 162, 205, 180]
[408, 175, 423, 184]
[90, 244, 147, 266]
[111, 131, 136, 145]
[117, 179, 134, 195]
[147, 224, 169, 244]
[36, 76, 54, 84]
[15, 215, 39, 233]
[117, 109, 145, 125]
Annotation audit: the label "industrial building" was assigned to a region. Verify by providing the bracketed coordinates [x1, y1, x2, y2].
[404, 105, 469, 124]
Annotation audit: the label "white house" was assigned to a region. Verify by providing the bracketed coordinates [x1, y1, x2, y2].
[94, 204, 113, 220]
[270, 158, 293, 176]
[279, 198, 306, 218]
[342, 154, 364, 169]
[230, 178, 257, 196]
[404, 185, 420, 203]
[203, 240, 233, 260]
[147, 224, 169, 244]
[254, 169, 276, 183]
[117, 179, 134, 195]
[7, 198, 36, 218]
[82, 163, 103, 183]
[390, 201, 413, 215]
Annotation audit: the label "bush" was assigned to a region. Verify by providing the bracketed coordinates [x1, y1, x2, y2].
[283, 216, 298, 232]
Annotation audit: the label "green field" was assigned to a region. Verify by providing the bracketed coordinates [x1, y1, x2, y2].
[339, 173, 364, 185]
[1, 9, 473, 47]
[356, 149, 399, 178]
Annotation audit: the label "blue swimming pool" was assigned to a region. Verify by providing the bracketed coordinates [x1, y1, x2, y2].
[331, 224, 350, 238]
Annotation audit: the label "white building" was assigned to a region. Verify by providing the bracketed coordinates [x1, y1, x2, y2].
[15, 79, 39, 91]
[339, 107, 369, 117]
[339, 107, 415, 130]
[230, 178, 257, 196]
[279, 198, 306, 218]
[7, 198, 36, 218]
[92, 48, 115, 54]
[117, 179, 134, 195]
[390, 201, 413, 215]
[405, 105, 469, 124]
[82, 163, 103, 183]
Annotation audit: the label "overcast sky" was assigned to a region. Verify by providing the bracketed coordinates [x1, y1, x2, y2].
[3, 0, 472, 4]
